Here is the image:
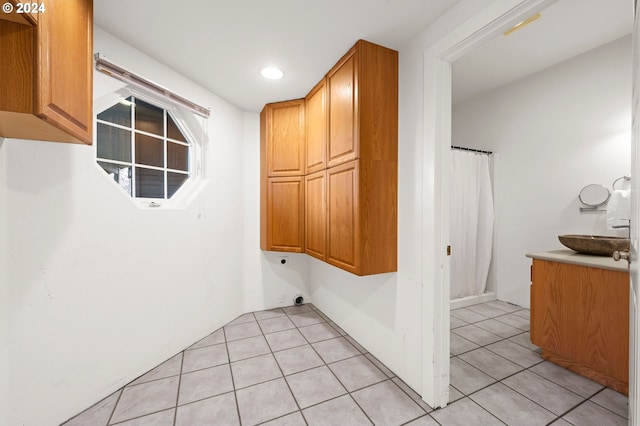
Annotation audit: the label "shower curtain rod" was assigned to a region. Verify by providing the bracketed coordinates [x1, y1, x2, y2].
[451, 145, 493, 155]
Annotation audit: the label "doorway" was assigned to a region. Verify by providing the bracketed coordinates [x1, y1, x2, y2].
[421, 0, 636, 419]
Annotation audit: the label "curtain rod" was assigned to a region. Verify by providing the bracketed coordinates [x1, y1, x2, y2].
[94, 53, 211, 118]
[451, 145, 493, 155]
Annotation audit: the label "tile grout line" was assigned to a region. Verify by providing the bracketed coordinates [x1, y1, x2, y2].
[171, 351, 185, 426]
[221, 325, 244, 426]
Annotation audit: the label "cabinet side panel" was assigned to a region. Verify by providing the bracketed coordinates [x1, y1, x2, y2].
[358, 158, 397, 274]
[327, 161, 358, 273]
[358, 40, 398, 162]
[0, 20, 33, 114]
[260, 108, 268, 250]
[305, 171, 326, 260]
[36, 0, 93, 144]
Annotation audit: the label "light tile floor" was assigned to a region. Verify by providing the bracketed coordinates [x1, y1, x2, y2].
[61, 301, 629, 425]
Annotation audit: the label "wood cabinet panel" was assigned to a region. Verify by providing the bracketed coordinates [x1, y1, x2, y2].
[36, 0, 93, 143]
[305, 79, 327, 174]
[0, 0, 93, 144]
[328, 51, 356, 167]
[327, 161, 359, 273]
[261, 99, 305, 177]
[261, 177, 304, 252]
[530, 259, 629, 394]
[305, 170, 326, 260]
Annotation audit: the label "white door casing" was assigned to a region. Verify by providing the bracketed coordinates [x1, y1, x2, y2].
[629, 0, 639, 422]
[421, 0, 560, 408]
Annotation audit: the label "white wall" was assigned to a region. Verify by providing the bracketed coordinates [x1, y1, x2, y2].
[452, 36, 632, 307]
[2, 26, 295, 426]
[241, 113, 311, 313]
[0, 137, 9, 422]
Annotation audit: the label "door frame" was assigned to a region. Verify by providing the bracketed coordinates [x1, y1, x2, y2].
[421, 0, 560, 408]
[629, 0, 639, 423]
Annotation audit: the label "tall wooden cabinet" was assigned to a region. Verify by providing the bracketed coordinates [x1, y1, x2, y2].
[260, 40, 398, 276]
[0, 0, 93, 144]
[260, 99, 306, 252]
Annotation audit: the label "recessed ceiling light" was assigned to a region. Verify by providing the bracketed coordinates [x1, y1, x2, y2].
[260, 67, 284, 80]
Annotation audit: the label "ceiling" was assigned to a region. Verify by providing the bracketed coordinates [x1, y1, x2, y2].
[453, 0, 633, 104]
[94, 0, 633, 113]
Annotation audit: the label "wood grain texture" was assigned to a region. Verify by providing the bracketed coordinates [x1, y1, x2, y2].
[305, 170, 326, 260]
[36, 0, 93, 144]
[2, 0, 37, 25]
[327, 49, 357, 167]
[305, 79, 327, 174]
[265, 177, 304, 253]
[0, 20, 33, 113]
[262, 99, 306, 176]
[327, 160, 359, 273]
[326, 159, 397, 275]
[530, 259, 629, 394]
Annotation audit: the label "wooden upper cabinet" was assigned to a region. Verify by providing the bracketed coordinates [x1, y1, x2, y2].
[305, 79, 327, 174]
[261, 99, 306, 177]
[327, 40, 398, 168]
[260, 39, 397, 275]
[0, 0, 93, 144]
[327, 158, 397, 276]
[260, 176, 305, 253]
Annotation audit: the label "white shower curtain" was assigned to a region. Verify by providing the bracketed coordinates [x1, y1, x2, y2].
[450, 149, 495, 299]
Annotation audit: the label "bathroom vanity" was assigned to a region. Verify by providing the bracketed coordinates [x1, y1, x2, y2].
[527, 250, 629, 394]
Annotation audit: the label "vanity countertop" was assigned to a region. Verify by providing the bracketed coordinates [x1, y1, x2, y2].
[526, 249, 629, 273]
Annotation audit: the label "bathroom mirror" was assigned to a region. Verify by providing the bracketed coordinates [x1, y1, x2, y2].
[579, 184, 610, 207]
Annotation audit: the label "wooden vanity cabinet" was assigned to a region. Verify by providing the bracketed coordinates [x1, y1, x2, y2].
[0, 0, 93, 144]
[530, 259, 629, 394]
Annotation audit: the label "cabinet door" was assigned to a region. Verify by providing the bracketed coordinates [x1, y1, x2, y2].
[531, 259, 629, 391]
[327, 49, 357, 167]
[263, 99, 305, 176]
[305, 170, 326, 260]
[263, 177, 304, 252]
[36, 0, 93, 144]
[327, 160, 359, 273]
[305, 79, 327, 173]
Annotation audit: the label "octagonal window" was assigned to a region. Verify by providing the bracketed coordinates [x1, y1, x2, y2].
[96, 96, 191, 199]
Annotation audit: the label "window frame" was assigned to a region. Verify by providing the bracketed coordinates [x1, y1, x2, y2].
[94, 87, 207, 209]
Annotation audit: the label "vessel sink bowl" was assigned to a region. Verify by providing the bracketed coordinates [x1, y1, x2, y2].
[558, 234, 630, 256]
